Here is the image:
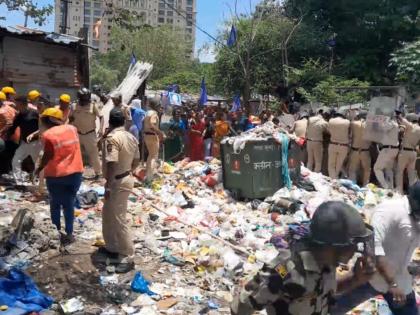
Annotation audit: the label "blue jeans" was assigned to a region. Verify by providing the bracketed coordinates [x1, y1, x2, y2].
[332, 283, 418, 315]
[46, 173, 82, 235]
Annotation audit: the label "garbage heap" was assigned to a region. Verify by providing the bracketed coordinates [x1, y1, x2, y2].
[0, 123, 417, 315]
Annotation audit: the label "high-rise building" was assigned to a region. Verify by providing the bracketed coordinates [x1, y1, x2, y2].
[54, 0, 196, 54]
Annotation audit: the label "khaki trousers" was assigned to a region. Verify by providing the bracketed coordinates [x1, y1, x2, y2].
[145, 134, 160, 180]
[374, 148, 399, 189]
[396, 150, 417, 194]
[348, 150, 371, 186]
[307, 141, 323, 173]
[328, 144, 349, 179]
[102, 176, 134, 256]
[79, 132, 101, 175]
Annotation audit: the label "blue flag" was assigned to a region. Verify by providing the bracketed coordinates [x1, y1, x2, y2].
[230, 94, 241, 112]
[227, 25, 237, 47]
[130, 52, 137, 67]
[199, 77, 208, 106]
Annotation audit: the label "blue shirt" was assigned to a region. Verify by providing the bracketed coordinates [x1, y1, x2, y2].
[130, 107, 146, 131]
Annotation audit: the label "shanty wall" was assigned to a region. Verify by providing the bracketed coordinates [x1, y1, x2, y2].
[0, 36, 82, 102]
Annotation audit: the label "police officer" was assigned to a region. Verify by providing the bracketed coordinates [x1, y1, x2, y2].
[91, 85, 104, 111]
[70, 88, 104, 179]
[306, 110, 328, 173]
[374, 111, 400, 189]
[111, 93, 132, 131]
[99, 108, 139, 272]
[348, 110, 371, 186]
[396, 113, 420, 194]
[291, 111, 308, 138]
[327, 109, 351, 179]
[143, 98, 165, 182]
[231, 201, 375, 315]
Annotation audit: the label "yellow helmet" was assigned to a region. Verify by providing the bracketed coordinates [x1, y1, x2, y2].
[27, 90, 41, 101]
[59, 94, 71, 104]
[41, 107, 64, 121]
[0, 91, 6, 101]
[1, 86, 16, 95]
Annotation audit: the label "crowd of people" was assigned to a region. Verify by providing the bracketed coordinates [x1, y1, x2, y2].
[1, 85, 420, 314]
[291, 107, 420, 194]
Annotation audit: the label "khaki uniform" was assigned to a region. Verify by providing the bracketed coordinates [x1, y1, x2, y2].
[327, 117, 350, 179]
[70, 102, 102, 175]
[374, 120, 399, 189]
[114, 104, 132, 131]
[348, 120, 371, 186]
[396, 118, 420, 193]
[292, 119, 308, 138]
[306, 115, 328, 173]
[102, 127, 139, 256]
[144, 110, 160, 180]
[231, 242, 337, 315]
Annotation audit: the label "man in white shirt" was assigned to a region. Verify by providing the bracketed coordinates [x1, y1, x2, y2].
[332, 181, 420, 315]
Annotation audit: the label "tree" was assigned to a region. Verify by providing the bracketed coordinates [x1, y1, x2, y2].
[284, 0, 420, 84]
[297, 76, 370, 105]
[214, 10, 304, 105]
[389, 38, 420, 89]
[0, 0, 53, 26]
[91, 24, 193, 91]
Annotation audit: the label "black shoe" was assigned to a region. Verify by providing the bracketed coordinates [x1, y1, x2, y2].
[97, 247, 119, 259]
[60, 234, 75, 246]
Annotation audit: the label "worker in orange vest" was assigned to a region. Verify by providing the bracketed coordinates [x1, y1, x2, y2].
[27, 90, 42, 111]
[1, 86, 16, 108]
[35, 108, 84, 245]
[0, 90, 18, 174]
[56, 94, 72, 123]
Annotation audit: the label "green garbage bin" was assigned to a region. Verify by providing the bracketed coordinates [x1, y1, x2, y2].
[221, 139, 301, 200]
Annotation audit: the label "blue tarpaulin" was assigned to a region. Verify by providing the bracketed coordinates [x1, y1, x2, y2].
[0, 269, 53, 312]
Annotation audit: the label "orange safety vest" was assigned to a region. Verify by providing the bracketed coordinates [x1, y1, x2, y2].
[42, 125, 84, 177]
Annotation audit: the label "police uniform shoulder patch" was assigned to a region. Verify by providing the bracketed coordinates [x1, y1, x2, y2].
[107, 143, 114, 153]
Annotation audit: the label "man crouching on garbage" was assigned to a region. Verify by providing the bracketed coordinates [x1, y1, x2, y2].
[231, 201, 375, 315]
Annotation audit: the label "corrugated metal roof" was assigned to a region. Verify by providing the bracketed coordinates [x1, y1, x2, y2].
[0, 24, 82, 45]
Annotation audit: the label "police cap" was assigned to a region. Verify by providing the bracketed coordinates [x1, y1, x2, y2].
[77, 87, 91, 102]
[309, 201, 371, 246]
[109, 107, 125, 127]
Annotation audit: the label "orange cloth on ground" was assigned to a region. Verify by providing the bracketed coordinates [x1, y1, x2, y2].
[42, 125, 84, 177]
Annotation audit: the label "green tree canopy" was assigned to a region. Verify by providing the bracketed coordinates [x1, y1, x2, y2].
[284, 0, 420, 83]
[390, 38, 420, 89]
[91, 24, 193, 91]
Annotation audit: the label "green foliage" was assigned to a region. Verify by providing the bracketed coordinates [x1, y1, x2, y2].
[286, 59, 330, 91]
[149, 62, 220, 95]
[390, 38, 420, 88]
[214, 15, 299, 98]
[91, 24, 193, 91]
[298, 77, 370, 105]
[284, 0, 420, 83]
[0, 0, 53, 26]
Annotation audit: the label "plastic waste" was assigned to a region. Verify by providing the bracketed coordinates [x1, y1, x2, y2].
[60, 297, 84, 314]
[0, 269, 53, 312]
[131, 272, 157, 296]
[163, 249, 186, 266]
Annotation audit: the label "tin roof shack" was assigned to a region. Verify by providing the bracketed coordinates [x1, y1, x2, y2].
[0, 25, 89, 102]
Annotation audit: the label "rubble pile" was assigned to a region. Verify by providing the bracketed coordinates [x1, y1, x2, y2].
[0, 154, 415, 314]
